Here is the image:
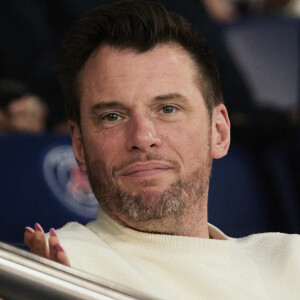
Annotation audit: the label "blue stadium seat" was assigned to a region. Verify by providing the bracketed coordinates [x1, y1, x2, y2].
[260, 142, 300, 233]
[208, 144, 274, 237]
[0, 134, 98, 248]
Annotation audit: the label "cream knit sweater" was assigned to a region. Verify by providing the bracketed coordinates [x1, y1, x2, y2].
[55, 210, 300, 299]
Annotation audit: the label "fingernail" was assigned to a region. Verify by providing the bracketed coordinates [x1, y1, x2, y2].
[25, 227, 34, 233]
[56, 243, 65, 253]
[50, 228, 57, 237]
[35, 223, 44, 233]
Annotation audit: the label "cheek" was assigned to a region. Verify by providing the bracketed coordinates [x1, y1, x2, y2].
[85, 131, 125, 166]
[162, 124, 210, 164]
[161, 125, 193, 156]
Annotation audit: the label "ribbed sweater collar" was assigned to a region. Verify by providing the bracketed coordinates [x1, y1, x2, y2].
[87, 209, 232, 254]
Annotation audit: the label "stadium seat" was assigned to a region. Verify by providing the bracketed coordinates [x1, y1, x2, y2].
[0, 134, 98, 248]
[208, 144, 274, 237]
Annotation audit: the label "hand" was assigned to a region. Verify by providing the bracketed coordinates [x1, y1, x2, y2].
[24, 223, 71, 267]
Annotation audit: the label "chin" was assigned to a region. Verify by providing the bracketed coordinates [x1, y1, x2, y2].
[125, 176, 173, 190]
[127, 183, 170, 197]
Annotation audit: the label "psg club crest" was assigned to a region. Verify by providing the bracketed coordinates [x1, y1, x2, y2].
[43, 145, 98, 218]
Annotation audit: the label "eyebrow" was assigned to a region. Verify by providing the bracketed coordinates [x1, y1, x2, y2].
[90, 101, 128, 115]
[153, 93, 188, 102]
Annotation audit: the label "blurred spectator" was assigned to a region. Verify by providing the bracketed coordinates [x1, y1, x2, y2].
[202, 0, 239, 22]
[0, 79, 48, 133]
[283, 0, 300, 16]
[261, 0, 300, 15]
[202, 0, 300, 21]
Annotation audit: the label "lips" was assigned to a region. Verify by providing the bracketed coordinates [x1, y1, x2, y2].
[120, 161, 172, 177]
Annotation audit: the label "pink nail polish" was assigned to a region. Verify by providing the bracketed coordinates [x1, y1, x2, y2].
[56, 243, 65, 253]
[25, 227, 34, 233]
[50, 228, 57, 237]
[35, 223, 44, 233]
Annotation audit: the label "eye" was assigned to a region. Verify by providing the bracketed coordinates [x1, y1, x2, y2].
[102, 113, 121, 121]
[161, 106, 177, 114]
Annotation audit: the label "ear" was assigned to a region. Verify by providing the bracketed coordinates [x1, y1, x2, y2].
[69, 120, 88, 173]
[211, 104, 230, 159]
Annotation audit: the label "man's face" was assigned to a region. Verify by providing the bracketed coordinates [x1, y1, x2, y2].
[71, 44, 229, 229]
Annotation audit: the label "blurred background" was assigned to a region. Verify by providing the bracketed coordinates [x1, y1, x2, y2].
[0, 0, 299, 247]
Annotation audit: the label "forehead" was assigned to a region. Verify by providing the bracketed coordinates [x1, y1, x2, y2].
[79, 44, 202, 104]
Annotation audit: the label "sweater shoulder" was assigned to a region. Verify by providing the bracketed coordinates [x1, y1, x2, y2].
[234, 231, 300, 260]
[236, 231, 300, 245]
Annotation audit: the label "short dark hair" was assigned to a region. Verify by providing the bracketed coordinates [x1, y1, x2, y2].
[0, 79, 31, 111]
[58, 0, 223, 125]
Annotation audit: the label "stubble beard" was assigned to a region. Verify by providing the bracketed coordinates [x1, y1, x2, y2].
[85, 151, 212, 224]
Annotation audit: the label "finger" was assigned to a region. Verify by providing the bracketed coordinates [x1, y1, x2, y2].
[24, 227, 35, 248]
[49, 228, 60, 261]
[49, 228, 71, 267]
[56, 243, 71, 267]
[33, 223, 49, 258]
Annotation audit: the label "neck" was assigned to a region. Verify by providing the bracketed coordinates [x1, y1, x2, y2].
[102, 198, 209, 239]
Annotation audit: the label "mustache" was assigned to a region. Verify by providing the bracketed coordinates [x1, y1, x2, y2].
[112, 153, 180, 177]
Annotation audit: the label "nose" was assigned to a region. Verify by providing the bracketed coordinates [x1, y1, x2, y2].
[125, 114, 161, 152]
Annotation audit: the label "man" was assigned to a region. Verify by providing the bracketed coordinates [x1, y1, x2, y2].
[0, 79, 48, 133]
[24, 1, 299, 299]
